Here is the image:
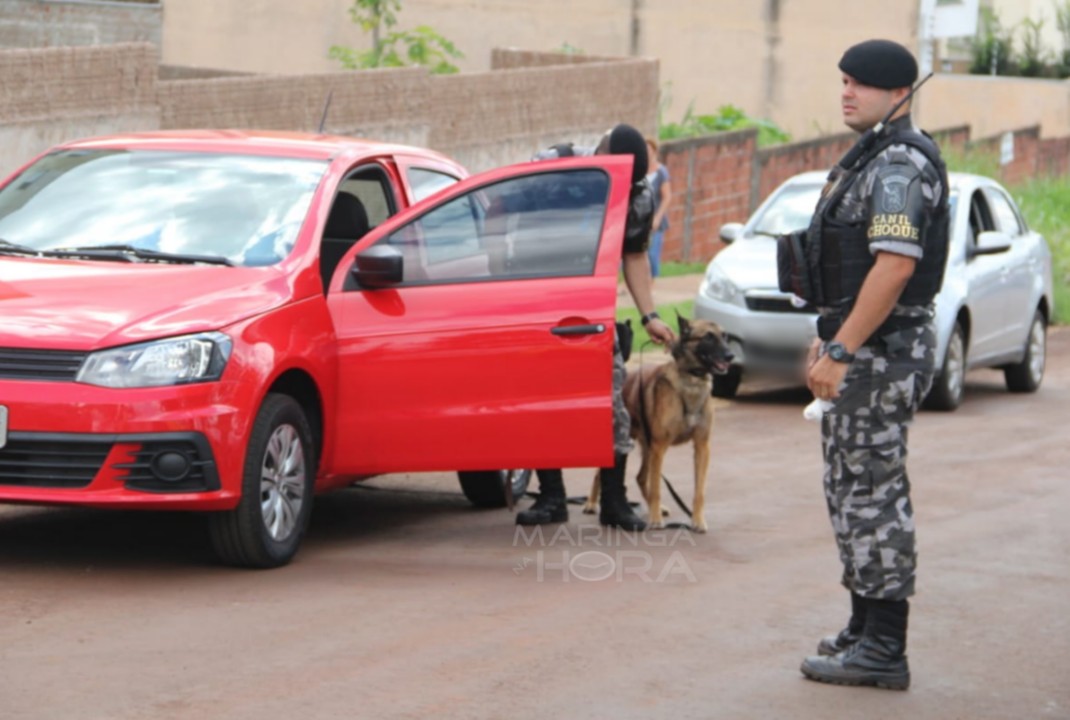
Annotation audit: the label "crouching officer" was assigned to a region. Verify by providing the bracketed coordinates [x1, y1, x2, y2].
[791, 40, 950, 690]
[517, 123, 675, 530]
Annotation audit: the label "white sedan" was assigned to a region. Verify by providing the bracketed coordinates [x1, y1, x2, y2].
[694, 171, 1053, 410]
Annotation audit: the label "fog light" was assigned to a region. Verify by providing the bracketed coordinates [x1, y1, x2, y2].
[151, 451, 191, 482]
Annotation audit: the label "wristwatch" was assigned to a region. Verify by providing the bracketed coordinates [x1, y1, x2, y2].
[826, 341, 855, 363]
[641, 311, 661, 327]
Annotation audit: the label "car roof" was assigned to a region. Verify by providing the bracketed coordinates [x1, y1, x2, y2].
[56, 130, 457, 164]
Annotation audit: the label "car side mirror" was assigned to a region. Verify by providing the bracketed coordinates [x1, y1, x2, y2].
[719, 222, 744, 244]
[971, 230, 1012, 258]
[352, 245, 404, 288]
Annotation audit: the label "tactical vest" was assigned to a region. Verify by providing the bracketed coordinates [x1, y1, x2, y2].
[810, 128, 950, 312]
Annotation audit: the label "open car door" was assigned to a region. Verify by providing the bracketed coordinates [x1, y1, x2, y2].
[326, 155, 635, 475]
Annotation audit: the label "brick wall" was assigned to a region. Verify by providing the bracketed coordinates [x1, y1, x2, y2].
[0, 43, 159, 174]
[0, 0, 160, 48]
[659, 130, 757, 264]
[1039, 136, 1070, 178]
[969, 126, 1041, 188]
[658, 123, 992, 264]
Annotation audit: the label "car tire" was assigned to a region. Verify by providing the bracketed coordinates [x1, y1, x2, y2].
[1004, 310, 1046, 394]
[924, 321, 966, 412]
[711, 366, 743, 399]
[209, 394, 316, 568]
[458, 469, 533, 508]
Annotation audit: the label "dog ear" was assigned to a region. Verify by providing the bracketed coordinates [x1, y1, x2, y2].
[675, 311, 691, 338]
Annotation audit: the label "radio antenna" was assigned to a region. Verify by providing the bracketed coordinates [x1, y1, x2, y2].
[317, 90, 334, 134]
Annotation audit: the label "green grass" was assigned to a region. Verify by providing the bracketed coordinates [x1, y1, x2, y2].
[1012, 177, 1070, 324]
[659, 261, 708, 277]
[618, 299, 696, 349]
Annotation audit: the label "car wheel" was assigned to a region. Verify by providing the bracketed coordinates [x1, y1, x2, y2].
[924, 321, 966, 411]
[209, 394, 315, 568]
[711, 365, 743, 399]
[458, 469, 533, 508]
[1004, 310, 1046, 393]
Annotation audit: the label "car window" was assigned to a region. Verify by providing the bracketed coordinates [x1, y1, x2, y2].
[967, 190, 996, 248]
[751, 183, 823, 237]
[407, 168, 461, 203]
[378, 169, 609, 285]
[0, 149, 326, 267]
[982, 187, 1024, 236]
[339, 166, 395, 228]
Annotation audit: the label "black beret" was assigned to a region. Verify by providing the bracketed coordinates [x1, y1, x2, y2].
[839, 39, 918, 89]
[601, 123, 649, 184]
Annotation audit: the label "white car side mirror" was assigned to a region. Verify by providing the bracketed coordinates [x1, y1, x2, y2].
[719, 222, 744, 244]
[972, 230, 1012, 257]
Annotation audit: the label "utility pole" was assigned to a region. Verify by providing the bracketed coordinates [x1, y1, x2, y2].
[630, 0, 641, 56]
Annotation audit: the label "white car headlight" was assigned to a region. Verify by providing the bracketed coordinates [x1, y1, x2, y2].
[702, 263, 743, 306]
[77, 332, 232, 388]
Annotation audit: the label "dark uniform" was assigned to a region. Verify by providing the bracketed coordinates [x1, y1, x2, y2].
[517, 124, 656, 531]
[795, 40, 950, 691]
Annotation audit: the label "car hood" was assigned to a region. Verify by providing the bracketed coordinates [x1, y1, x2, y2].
[0, 257, 295, 350]
[714, 237, 781, 290]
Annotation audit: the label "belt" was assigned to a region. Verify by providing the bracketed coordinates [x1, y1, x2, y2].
[817, 314, 929, 344]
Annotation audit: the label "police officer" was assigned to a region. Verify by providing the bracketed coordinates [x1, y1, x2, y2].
[516, 123, 676, 531]
[798, 40, 949, 690]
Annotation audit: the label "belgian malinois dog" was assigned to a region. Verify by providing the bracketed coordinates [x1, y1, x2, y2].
[583, 315, 734, 532]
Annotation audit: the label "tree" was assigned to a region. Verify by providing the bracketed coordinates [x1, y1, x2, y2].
[329, 0, 463, 74]
[969, 7, 1015, 76]
[1017, 16, 1050, 77]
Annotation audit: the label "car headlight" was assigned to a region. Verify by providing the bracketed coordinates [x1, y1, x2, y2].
[77, 332, 233, 388]
[702, 263, 743, 306]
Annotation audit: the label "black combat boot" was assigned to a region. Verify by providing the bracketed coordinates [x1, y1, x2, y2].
[817, 591, 867, 656]
[516, 469, 568, 525]
[598, 453, 646, 531]
[800, 598, 911, 690]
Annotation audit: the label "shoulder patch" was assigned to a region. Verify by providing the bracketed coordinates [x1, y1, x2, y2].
[876, 165, 916, 214]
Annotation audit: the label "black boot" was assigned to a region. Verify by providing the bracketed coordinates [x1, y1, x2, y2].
[516, 469, 568, 525]
[800, 598, 911, 690]
[817, 592, 866, 656]
[598, 453, 646, 531]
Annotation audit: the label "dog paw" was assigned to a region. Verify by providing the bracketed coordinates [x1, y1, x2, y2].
[691, 519, 708, 534]
[581, 504, 596, 515]
[660, 507, 671, 518]
[648, 519, 665, 530]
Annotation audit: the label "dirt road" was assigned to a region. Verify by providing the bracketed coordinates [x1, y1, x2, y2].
[1, 325, 1067, 719]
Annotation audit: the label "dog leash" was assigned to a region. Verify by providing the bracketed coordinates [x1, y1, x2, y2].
[636, 340, 694, 521]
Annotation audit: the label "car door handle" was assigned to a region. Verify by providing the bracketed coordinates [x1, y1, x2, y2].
[551, 324, 606, 336]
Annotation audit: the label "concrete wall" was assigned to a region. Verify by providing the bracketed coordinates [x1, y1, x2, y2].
[0, 0, 160, 48]
[918, 73, 1070, 139]
[159, 0, 916, 142]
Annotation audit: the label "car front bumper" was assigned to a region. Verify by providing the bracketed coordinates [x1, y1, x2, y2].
[694, 288, 819, 375]
[0, 379, 245, 510]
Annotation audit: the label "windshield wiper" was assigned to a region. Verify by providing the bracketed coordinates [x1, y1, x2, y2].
[750, 230, 781, 239]
[46, 244, 234, 266]
[0, 238, 44, 256]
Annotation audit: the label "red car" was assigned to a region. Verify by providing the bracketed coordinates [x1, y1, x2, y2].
[0, 131, 636, 567]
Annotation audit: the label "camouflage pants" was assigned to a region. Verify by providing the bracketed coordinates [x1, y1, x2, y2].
[612, 332, 633, 456]
[820, 324, 936, 601]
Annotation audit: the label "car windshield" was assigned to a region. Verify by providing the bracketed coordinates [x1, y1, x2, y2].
[749, 182, 823, 237]
[0, 149, 327, 266]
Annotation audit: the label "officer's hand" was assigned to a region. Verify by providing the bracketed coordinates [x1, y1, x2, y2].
[645, 318, 676, 347]
[806, 338, 821, 369]
[807, 354, 849, 401]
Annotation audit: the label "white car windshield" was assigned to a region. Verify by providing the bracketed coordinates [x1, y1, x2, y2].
[750, 183, 823, 237]
[0, 149, 327, 267]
